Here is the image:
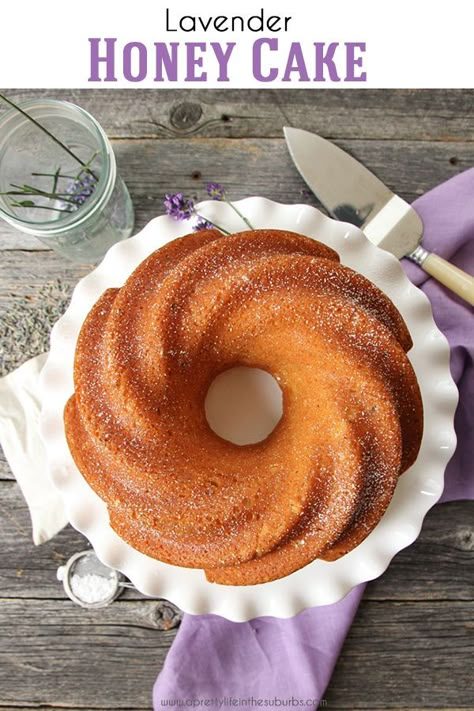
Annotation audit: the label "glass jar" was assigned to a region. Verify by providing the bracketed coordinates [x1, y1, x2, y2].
[0, 99, 134, 263]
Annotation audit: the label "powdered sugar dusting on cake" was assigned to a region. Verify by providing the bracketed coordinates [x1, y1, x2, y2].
[64, 229, 423, 585]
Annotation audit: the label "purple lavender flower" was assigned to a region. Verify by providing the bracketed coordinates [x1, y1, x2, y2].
[64, 173, 97, 207]
[192, 218, 214, 232]
[206, 182, 226, 201]
[164, 192, 195, 221]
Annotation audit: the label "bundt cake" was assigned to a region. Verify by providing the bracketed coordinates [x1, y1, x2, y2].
[64, 228, 423, 585]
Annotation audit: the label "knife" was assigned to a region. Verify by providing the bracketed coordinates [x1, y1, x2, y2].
[284, 127, 474, 306]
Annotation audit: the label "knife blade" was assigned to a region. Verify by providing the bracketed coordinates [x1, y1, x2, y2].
[284, 127, 474, 305]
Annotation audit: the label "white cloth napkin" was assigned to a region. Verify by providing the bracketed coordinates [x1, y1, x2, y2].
[0, 353, 67, 544]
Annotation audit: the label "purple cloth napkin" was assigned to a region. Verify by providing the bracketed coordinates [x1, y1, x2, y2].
[153, 170, 474, 706]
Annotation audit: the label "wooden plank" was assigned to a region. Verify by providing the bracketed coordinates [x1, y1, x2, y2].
[0, 481, 472, 602]
[0, 136, 471, 249]
[327, 599, 474, 710]
[0, 598, 472, 709]
[0, 250, 88, 308]
[2, 89, 473, 141]
[0, 598, 177, 709]
[0, 449, 13, 480]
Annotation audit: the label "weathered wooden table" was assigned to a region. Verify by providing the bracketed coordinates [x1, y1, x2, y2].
[0, 89, 473, 711]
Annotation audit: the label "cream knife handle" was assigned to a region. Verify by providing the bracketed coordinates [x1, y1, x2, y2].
[411, 246, 474, 306]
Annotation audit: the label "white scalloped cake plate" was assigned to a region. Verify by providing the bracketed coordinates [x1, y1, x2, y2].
[40, 198, 458, 621]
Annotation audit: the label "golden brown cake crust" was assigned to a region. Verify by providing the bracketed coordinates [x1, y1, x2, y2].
[64, 228, 423, 584]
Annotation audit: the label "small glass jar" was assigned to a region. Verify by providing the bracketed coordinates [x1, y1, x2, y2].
[0, 99, 134, 263]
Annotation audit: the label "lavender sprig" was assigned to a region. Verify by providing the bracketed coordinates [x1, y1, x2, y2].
[164, 184, 254, 235]
[63, 173, 97, 207]
[164, 193, 195, 221]
[0, 95, 100, 214]
[206, 182, 254, 229]
[9, 200, 72, 213]
[192, 218, 214, 232]
[206, 183, 226, 201]
[0, 93, 97, 180]
[164, 192, 231, 235]
[1, 170, 99, 214]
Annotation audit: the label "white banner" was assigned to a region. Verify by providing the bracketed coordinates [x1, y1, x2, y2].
[0, 0, 471, 88]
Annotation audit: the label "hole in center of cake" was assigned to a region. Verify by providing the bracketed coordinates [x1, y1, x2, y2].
[204, 366, 283, 445]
